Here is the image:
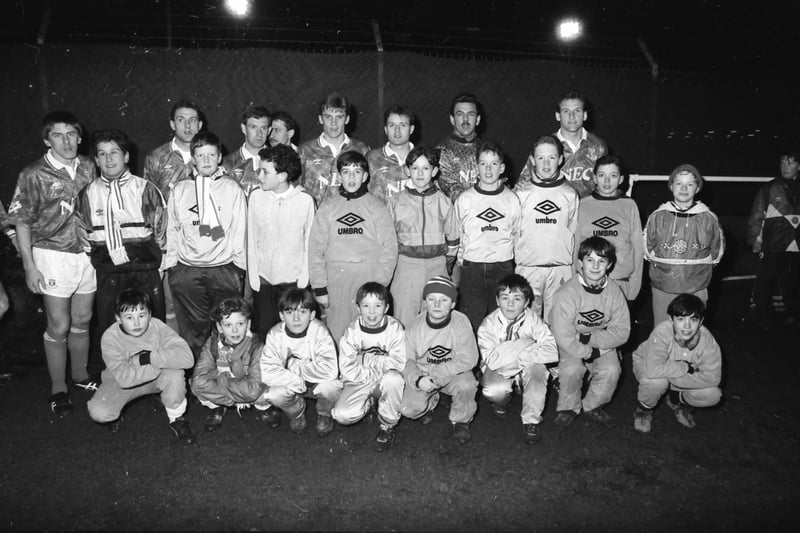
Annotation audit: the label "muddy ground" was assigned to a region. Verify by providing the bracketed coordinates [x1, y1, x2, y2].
[0, 264, 798, 531]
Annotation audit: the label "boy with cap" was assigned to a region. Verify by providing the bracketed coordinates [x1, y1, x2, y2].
[401, 275, 479, 445]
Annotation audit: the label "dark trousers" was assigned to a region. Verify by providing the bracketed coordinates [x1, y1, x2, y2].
[89, 267, 164, 376]
[752, 252, 800, 319]
[169, 262, 244, 361]
[459, 259, 514, 330]
[252, 279, 297, 343]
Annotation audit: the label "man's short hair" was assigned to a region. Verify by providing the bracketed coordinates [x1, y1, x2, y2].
[556, 90, 586, 110]
[356, 282, 389, 305]
[577, 236, 617, 273]
[667, 293, 706, 319]
[278, 287, 316, 312]
[450, 93, 482, 117]
[240, 105, 271, 125]
[170, 99, 203, 121]
[211, 296, 252, 323]
[190, 131, 221, 155]
[319, 93, 350, 115]
[258, 144, 302, 183]
[494, 273, 533, 303]
[668, 163, 704, 192]
[383, 104, 416, 128]
[115, 288, 152, 315]
[271, 110, 298, 135]
[336, 151, 369, 173]
[92, 128, 131, 156]
[405, 146, 439, 169]
[532, 134, 564, 158]
[779, 150, 800, 163]
[476, 141, 504, 163]
[41, 111, 83, 140]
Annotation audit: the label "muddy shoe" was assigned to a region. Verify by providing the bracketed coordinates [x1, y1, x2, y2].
[375, 424, 396, 451]
[49, 392, 73, 417]
[490, 402, 508, 420]
[315, 415, 334, 437]
[584, 407, 615, 428]
[452, 422, 471, 444]
[633, 407, 653, 433]
[255, 407, 281, 428]
[169, 416, 196, 444]
[522, 423, 541, 445]
[290, 410, 307, 434]
[666, 393, 696, 429]
[204, 406, 226, 432]
[553, 410, 577, 430]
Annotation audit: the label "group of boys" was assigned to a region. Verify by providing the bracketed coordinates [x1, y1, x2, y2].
[14, 86, 794, 450]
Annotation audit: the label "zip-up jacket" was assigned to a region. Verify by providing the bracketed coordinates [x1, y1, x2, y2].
[223, 147, 261, 196]
[747, 176, 800, 253]
[191, 330, 266, 405]
[260, 319, 339, 393]
[388, 185, 459, 259]
[367, 143, 411, 204]
[477, 308, 558, 378]
[143, 141, 194, 201]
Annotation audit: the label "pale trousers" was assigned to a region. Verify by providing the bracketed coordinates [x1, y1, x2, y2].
[88, 368, 186, 423]
[332, 370, 404, 427]
[632, 359, 722, 408]
[516, 264, 573, 322]
[391, 255, 447, 327]
[264, 380, 342, 419]
[481, 363, 550, 424]
[401, 371, 478, 424]
[557, 351, 620, 413]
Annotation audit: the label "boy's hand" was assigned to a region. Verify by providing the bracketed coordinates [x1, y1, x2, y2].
[685, 362, 696, 375]
[315, 294, 329, 309]
[585, 347, 600, 363]
[134, 350, 152, 365]
[416, 375, 437, 392]
[579, 333, 591, 345]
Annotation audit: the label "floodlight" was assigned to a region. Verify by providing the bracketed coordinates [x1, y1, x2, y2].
[557, 19, 582, 41]
[225, 0, 251, 18]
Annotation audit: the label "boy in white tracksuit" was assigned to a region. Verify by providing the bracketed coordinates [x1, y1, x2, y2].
[478, 274, 558, 444]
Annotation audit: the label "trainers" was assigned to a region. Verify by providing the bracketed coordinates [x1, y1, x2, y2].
[72, 376, 100, 392]
[553, 410, 577, 430]
[633, 407, 653, 433]
[204, 406, 226, 432]
[584, 407, 615, 428]
[666, 392, 696, 429]
[255, 407, 281, 428]
[375, 424, 396, 451]
[169, 416, 196, 444]
[523, 423, 542, 444]
[290, 410, 307, 434]
[421, 410, 435, 425]
[452, 422, 471, 444]
[49, 392, 73, 417]
[315, 414, 334, 437]
[489, 402, 508, 420]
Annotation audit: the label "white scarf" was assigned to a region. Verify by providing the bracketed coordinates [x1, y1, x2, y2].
[195, 169, 225, 241]
[103, 171, 134, 266]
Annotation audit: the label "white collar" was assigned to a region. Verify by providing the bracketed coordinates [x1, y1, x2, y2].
[556, 128, 588, 152]
[319, 133, 351, 157]
[45, 150, 78, 178]
[383, 142, 414, 163]
[171, 138, 192, 164]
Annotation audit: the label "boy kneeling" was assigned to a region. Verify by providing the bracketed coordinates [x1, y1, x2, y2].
[632, 293, 722, 433]
[332, 282, 406, 451]
[191, 297, 274, 432]
[477, 274, 558, 444]
[88, 289, 195, 443]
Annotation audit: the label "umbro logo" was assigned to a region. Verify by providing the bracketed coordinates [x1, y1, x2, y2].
[427, 345, 452, 360]
[477, 207, 504, 223]
[592, 217, 619, 230]
[534, 200, 560, 216]
[336, 212, 365, 227]
[189, 205, 199, 215]
[579, 309, 604, 323]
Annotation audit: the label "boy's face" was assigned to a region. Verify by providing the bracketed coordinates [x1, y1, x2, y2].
[556, 98, 587, 134]
[170, 107, 202, 145]
[44, 123, 81, 164]
[477, 150, 505, 188]
[357, 293, 389, 328]
[269, 119, 294, 147]
[669, 171, 699, 207]
[116, 305, 152, 337]
[409, 155, 437, 190]
[280, 306, 315, 335]
[579, 251, 611, 285]
[94, 140, 129, 180]
[258, 160, 287, 192]
[319, 107, 349, 140]
[192, 144, 222, 176]
[496, 288, 529, 321]
[241, 116, 271, 151]
[671, 314, 703, 343]
[340, 163, 367, 192]
[217, 311, 250, 345]
[385, 113, 414, 147]
[594, 163, 623, 197]
[450, 102, 480, 138]
[780, 156, 799, 180]
[424, 293, 455, 324]
[532, 143, 563, 182]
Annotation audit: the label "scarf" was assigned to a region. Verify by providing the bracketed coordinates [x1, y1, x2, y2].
[103, 171, 133, 266]
[195, 169, 225, 241]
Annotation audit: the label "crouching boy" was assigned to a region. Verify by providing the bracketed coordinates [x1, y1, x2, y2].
[332, 282, 406, 451]
[191, 297, 272, 432]
[260, 287, 342, 436]
[401, 276, 478, 445]
[88, 288, 195, 443]
[550, 236, 630, 430]
[632, 293, 722, 433]
[478, 274, 558, 444]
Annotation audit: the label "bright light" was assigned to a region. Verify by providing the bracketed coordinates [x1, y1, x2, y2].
[557, 18, 582, 41]
[225, 0, 251, 18]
